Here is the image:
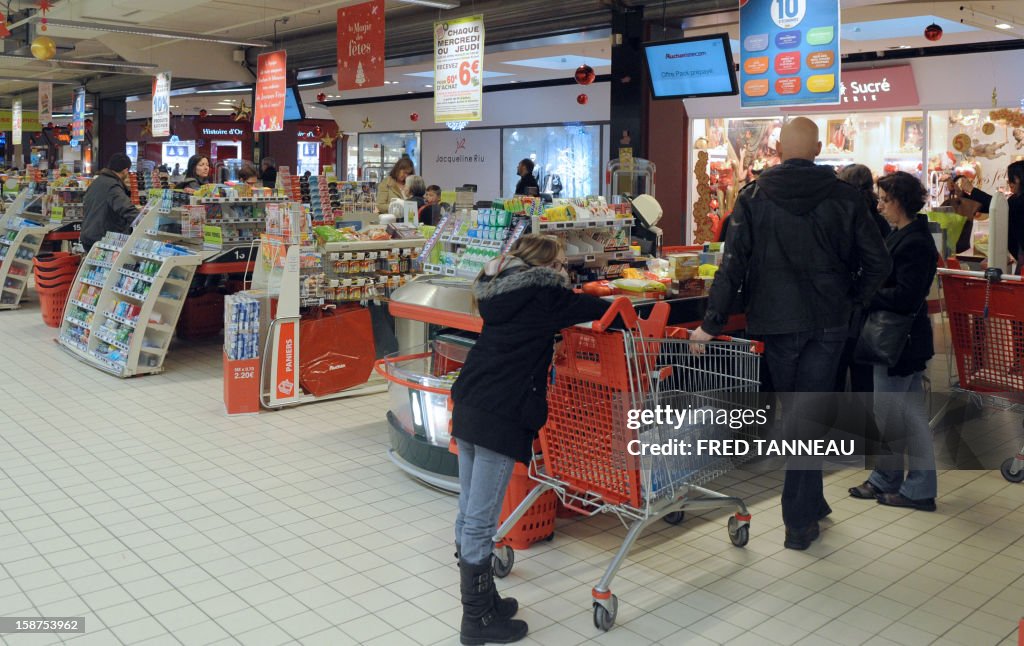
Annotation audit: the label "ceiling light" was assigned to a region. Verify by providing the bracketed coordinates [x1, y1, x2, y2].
[0, 54, 159, 71]
[34, 17, 268, 47]
[425, 84, 432, 88]
[196, 88, 251, 94]
[995, 23, 1013, 30]
[397, 0, 460, 9]
[0, 76, 78, 84]
[959, 8, 1023, 34]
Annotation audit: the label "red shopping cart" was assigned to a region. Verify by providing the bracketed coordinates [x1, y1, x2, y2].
[938, 268, 1024, 483]
[491, 298, 764, 631]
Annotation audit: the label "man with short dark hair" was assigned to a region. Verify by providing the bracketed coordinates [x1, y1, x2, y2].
[692, 117, 891, 550]
[514, 158, 538, 196]
[80, 153, 139, 252]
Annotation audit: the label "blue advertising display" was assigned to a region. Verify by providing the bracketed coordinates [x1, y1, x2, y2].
[644, 35, 738, 100]
[71, 88, 86, 141]
[739, 0, 841, 108]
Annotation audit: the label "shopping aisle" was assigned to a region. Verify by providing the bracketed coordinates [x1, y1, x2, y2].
[1, 301, 1022, 646]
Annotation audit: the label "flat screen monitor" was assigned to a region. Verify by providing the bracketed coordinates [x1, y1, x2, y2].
[643, 34, 738, 100]
[284, 86, 306, 121]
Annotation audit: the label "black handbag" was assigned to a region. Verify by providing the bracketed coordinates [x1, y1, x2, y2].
[853, 305, 921, 367]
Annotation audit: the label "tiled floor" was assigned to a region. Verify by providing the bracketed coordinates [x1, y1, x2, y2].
[1, 300, 1023, 646]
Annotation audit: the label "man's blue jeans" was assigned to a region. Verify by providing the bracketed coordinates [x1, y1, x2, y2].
[455, 440, 516, 566]
[762, 326, 847, 529]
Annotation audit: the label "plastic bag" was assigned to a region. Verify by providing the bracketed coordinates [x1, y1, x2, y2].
[299, 306, 376, 397]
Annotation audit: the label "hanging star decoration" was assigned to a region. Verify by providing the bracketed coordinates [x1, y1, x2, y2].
[141, 120, 152, 137]
[233, 99, 252, 122]
[37, 0, 53, 31]
[321, 132, 337, 149]
[362, 117, 373, 129]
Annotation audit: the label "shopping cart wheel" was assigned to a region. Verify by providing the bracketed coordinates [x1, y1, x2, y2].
[1000, 457, 1024, 483]
[592, 595, 618, 631]
[663, 511, 685, 525]
[492, 545, 514, 578]
[728, 516, 749, 547]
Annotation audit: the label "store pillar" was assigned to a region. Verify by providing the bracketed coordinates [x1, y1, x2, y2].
[610, 6, 645, 160]
[97, 97, 128, 170]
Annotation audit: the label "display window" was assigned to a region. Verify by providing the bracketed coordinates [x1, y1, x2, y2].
[358, 132, 420, 182]
[501, 124, 603, 198]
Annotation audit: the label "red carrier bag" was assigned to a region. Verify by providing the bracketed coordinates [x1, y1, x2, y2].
[299, 305, 376, 397]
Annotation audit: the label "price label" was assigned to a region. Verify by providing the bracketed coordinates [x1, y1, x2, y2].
[203, 225, 223, 248]
[50, 206, 65, 223]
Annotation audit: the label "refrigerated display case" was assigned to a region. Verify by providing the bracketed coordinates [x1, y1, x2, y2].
[358, 132, 420, 182]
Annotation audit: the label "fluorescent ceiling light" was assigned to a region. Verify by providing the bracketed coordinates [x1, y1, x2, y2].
[34, 17, 268, 47]
[502, 55, 610, 70]
[397, 0, 460, 8]
[195, 88, 251, 94]
[995, 23, 1013, 30]
[0, 54, 159, 71]
[960, 7, 1022, 33]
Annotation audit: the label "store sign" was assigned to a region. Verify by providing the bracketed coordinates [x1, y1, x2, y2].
[337, 0, 385, 91]
[422, 129, 500, 198]
[791, 65, 919, 112]
[275, 321, 297, 398]
[739, 0, 841, 108]
[433, 15, 485, 123]
[11, 100, 21, 144]
[152, 72, 172, 137]
[72, 88, 86, 141]
[0, 110, 40, 133]
[37, 82, 52, 124]
[201, 127, 246, 137]
[254, 50, 287, 132]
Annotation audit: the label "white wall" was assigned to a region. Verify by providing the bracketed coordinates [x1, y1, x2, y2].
[421, 129, 502, 198]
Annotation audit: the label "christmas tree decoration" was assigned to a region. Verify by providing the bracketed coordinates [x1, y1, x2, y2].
[232, 99, 252, 122]
[355, 62, 366, 86]
[924, 23, 943, 41]
[574, 64, 596, 86]
[576, 93, 589, 105]
[30, 35, 56, 61]
[410, 113, 419, 122]
[317, 92, 327, 103]
[362, 117, 373, 129]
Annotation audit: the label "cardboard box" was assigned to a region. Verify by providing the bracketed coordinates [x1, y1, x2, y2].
[667, 253, 700, 281]
[224, 353, 261, 415]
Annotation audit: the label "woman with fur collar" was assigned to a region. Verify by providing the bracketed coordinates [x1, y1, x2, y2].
[449, 234, 610, 645]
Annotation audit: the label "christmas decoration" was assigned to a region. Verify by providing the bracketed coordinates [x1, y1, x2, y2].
[37, 0, 53, 31]
[990, 108, 1024, 128]
[361, 117, 373, 129]
[924, 23, 943, 41]
[982, 122, 996, 135]
[0, 16, 11, 38]
[576, 93, 589, 105]
[30, 35, 56, 61]
[141, 120, 153, 137]
[317, 92, 327, 103]
[574, 64, 595, 86]
[410, 113, 419, 122]
[198, 109, 207, 118]
[321, 132, 337, 149]
[692, 151, 714, 244]
[313, 125, 322, 137]
[232, 99, 252, 122]
[355, 62, 366, 86]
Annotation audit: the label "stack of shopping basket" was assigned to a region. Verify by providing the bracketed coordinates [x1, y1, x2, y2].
[33, 252, 80, 327]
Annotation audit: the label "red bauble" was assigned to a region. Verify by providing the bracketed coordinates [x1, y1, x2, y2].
[574, 64, 595, 86]
[198, 109, 207, 118]
[314, 125, 322, 136]
[317, 92, 327, 102]
[924, 23, 943, 41]
[576, 93, 589, 105]
[710, 198, 719, 210]
[410, 112, 419, 122]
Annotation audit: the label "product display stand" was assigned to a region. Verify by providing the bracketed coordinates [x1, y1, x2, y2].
[192, 195, 291, 269]
[57, 204, 202, 377]
[0, 188, 56, 310]
[44, 182, 89, 243]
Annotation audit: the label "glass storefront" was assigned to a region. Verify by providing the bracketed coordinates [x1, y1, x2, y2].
[501, 124, 603, 198]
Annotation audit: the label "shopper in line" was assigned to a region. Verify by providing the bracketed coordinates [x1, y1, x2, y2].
[450, 234, 611, 645]
[259, 157, 277, 189]
[376, 158, 414, 213]
[692, 117, 891, 551]
[834, 164, 890, 396]
[176, 155, 212, 194]
[405, 175, 427, 210]
[425, 184, 442, 206]
[849, 171, 939, 511]
[514, 159, 539, 196]
[958, 162, 1024, 273]
[237, 166, 260, 188]
[80, 153, 140, 253]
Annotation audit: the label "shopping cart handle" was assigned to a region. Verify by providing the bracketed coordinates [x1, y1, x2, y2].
[592, 296, 637, 333]
[938, 267, 1023, 282]
[668, 326, 765, 353]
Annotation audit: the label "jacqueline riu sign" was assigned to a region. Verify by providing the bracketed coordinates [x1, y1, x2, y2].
[254, 50, 288, 133]
[337, 0, 385, 92]
[433, 15, 485, 123]
[739, 0, 841, 108]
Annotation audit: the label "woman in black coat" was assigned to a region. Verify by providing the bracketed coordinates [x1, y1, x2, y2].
[450, 234, 609, 645]
[958, 161, 1024, 272]
[175, 155, 212, 194]
[849, 171, 938, 511]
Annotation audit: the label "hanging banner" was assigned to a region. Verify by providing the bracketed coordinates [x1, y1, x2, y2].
[433, 15, 485, 123]
[152, 71, 172, 137]
[337, 0, 385, 92]
[37, 82, 52, 124]
[11, 100, 21, 144]
[739, 0, 841, 108]
[254, 50, 287, 132]
[72, 88, 86, 141]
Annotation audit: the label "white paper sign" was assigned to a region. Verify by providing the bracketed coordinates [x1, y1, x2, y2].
[433, 15, 484, 123]
[152, 71, 172, 137]
[11, 100, 21, 144]
[421, 129, 500, 198]
[37, 82, 52, 124]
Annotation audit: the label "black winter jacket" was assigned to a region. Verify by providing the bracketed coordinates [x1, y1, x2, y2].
[450, 260, 610, 463]
[966, 188, 1024, 260]
[870, 214, 938, 377]
[703, 159, 891, 336]
[80, 169, 139, 250]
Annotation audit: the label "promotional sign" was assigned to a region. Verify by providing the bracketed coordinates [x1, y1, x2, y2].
[337, 0, 385, 91]
[37, 82, 52, 124]
[11, 100, 21, 144]
[72, 88, 86, 141]
[421, 129, 500, 198]
[254, 50, 287, 132]
[739, 0, 841, 108]
[433, 15, 485, 123]
[0, 110, 40, 133]
[790, 66, 919, 113]
[203, 225, 223, 249]
[152, 71, 172, 137]
[275, 320, 297, 399]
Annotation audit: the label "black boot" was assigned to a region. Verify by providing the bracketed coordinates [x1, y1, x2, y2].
[459, 560, 528, 645]
[456, 545, 518, 619]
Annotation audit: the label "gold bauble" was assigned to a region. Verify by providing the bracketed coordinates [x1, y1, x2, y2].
[31, 36, 57, 61]
[982, 122, 996, 136]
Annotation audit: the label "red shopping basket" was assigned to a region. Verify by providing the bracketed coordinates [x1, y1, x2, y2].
[497, 462, 557, 550]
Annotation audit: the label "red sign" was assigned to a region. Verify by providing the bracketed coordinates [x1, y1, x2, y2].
[337, 0, 385, 92]
[254, 50, 288, 132]
[276, 321, 296, 398]
[791, 65, 918, 113]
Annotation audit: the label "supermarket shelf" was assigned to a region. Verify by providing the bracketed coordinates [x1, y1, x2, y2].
[94, 330, 132, 353]
[196, 196, 289, 204]
[534, 217, 633, 231]
[60, 336, 89, 354]
[86, 259, 114, 269]
[111, 286, 148, 302]
[566, 249, 634, 264]
[96, 242, 123, 253]
[81, 277, 106, 289]
[130, 249, 169, 262]
[146, 322, 173, 334]
[208, 218, 265, 225]
[103, 311, 138, 328]
[68, 299, 96, 312]
[63, 316, 90, 330]
[321, 239, 426, 252]
[120, 269, 156, 284]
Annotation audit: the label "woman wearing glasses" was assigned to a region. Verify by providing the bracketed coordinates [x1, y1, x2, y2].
[449, 234, 611, 645]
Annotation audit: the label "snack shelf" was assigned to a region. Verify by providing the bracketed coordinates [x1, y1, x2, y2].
[320, 239, 426, 253]
[0, 187, 59, 310]
[534, 217, 633, 231]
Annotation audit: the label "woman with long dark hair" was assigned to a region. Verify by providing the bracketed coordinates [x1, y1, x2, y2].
[176, 155, 212, 194]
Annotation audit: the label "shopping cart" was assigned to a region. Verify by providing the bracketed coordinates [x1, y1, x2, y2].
[491, 298, 763, 631]
[938, 267, 1024, 483]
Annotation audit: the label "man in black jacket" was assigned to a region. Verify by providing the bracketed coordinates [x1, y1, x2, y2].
[80, 153, 139, 252]
[692, 117, 891, 550]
